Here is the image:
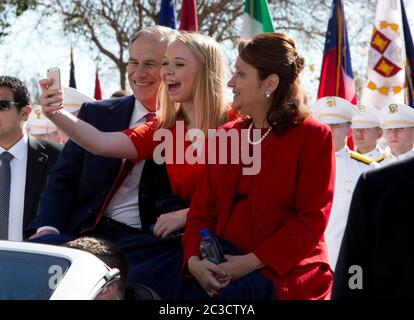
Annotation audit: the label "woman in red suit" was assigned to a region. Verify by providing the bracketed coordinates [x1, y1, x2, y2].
[183, 33, 335, 300]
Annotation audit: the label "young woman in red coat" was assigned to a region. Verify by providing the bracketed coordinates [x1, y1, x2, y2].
[183, 33, 336, 300]
[38, 32, 235, 238]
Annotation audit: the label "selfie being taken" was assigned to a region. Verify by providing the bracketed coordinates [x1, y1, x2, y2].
[0, 0, 414, 315]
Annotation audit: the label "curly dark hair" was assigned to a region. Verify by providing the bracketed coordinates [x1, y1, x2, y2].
[238, 33, 309, 135]
[0, 75, 30, 110]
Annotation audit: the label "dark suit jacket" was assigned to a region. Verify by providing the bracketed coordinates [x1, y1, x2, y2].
[333, 157, 414, 299]
[24, 136, 62, 237]
[27, 96, 171, 237]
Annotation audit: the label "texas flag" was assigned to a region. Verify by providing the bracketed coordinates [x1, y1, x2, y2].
[360, 0, 406, 109]
[318, 0, 357, 105]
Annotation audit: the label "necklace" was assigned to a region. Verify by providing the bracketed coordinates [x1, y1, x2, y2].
[247, 122, 272, 145]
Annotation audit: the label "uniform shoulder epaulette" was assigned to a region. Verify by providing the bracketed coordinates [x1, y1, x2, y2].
[349, 151, 374, 165]
[374, 153, 389, 163]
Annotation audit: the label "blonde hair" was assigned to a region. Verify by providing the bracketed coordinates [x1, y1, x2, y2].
[158, 32, 229, 134]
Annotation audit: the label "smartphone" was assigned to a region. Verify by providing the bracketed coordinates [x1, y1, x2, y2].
[47, 67, 61, 107]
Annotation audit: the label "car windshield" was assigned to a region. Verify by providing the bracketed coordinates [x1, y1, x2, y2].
[0, 250, 71, 300]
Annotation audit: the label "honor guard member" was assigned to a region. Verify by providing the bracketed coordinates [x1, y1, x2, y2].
[62, 87, 95, 116]
[57, 87, 96, 144]
[380, 103, 414, 166]
[26, 107, 61, 144]
[351, 104, 389, 164]
[313, 96, 379, 269]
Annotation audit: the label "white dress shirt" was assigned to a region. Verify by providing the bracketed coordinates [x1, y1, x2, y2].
[381, 148, 414, 167]
[0, 133, 28, 241]
[38, 99, 153, 234]
[103, 99, 152, 229]
[325, 147, 379, 269]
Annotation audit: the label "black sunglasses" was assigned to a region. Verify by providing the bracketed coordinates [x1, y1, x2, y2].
[0, 100, 21, 111]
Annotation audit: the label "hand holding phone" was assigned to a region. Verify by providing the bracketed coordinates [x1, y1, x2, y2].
[47, 67, 61, 107]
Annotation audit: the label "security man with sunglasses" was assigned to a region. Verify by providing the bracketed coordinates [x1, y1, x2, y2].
[0, 75, 61, 240]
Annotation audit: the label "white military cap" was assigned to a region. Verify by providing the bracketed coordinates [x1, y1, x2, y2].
[26, 107, 57, 134]
[312, 96, 358, 124]
[380, 103, 414, 129]
[63, 87, 95, 114]
[351, 104, 381, 129]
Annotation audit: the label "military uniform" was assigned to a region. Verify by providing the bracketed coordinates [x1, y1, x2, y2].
[380, 149, 414, 166]
[63, 87, 95, 116]
[26, 107, 58, 136]
[360, 145, 389, 164]
[325, 147, 379, 268]
[380, 103, 414, 167]
[312, 96, 380, 269]
[352, 104, 390, 165]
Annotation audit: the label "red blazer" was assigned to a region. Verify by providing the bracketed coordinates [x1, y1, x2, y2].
[182, 116, 336, 300]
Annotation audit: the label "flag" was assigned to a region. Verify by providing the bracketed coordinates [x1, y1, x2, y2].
[360, 0, 406, 109]
[69, 47, 77, 89]
[241, 0, 274, 37]
[179, 0, 198, 31]
[94, 71, 102, 100]
[401, 0, 414, 107]
[160, 0, 177, 29]
[318, 0, 357, 104]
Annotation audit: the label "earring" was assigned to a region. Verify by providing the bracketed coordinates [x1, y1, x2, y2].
[265, 91, 271, 98]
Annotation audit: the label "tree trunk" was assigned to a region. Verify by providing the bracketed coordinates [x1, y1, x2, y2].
[119, 62, 127, 90]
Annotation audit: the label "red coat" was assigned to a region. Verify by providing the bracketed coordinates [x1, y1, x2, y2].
[182, 117, 335, 300]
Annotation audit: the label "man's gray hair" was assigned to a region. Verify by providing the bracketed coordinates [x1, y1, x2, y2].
[129, 25, 179, 49]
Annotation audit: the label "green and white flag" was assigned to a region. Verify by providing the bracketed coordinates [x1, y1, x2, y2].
[242, 0, 275, 36]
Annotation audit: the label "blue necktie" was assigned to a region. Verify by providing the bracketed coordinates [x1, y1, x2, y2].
[0, 151, 13, 240]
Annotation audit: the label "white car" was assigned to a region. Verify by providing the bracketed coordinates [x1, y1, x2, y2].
[0, 240, 120, 300]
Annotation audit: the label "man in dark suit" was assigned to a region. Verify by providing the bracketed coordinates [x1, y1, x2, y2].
[28, 26, 178, 242]
[0, 75, 61, 241]
[333, 157, 414, 299]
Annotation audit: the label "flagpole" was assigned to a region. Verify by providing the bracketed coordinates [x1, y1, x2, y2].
[341, 0, 350, 98]
[336, 0, 342, 96]
[401, 0, 414, 106]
